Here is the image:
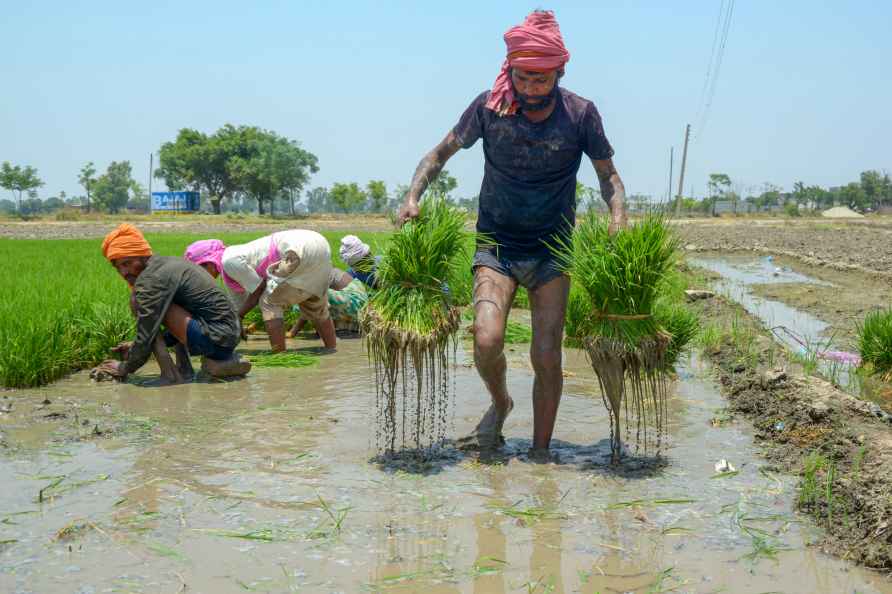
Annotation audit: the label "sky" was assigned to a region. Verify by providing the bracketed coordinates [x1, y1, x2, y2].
[2, 0, 891, 205]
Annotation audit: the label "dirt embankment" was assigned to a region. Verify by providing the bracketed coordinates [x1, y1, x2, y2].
[680, 220, 892, 280]
[0, 215, 395, 239]
[690, 293, 892, 569]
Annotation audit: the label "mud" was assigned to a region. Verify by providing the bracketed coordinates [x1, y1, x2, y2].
[679, 218, 892, 279]
[3, 334, 892, 592]
[690, 293, 892, 570]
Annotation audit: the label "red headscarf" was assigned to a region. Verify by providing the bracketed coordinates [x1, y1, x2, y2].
[485, 10, 571, 117]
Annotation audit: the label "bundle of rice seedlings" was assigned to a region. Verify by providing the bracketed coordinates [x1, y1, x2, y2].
[552, 211, 680, 463]
[360, 196, 474, 454]
[857, 308, 892, 377]
[654, 301, 699, 369]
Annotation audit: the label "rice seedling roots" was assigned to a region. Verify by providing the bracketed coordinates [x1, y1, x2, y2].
[585, 333, 671, 463]
[361, 305, 461, 455]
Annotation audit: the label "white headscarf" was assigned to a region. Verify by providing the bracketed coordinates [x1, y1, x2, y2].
[339, 235, 370, 267]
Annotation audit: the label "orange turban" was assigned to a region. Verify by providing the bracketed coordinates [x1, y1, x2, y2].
[101, 223, 153, 261]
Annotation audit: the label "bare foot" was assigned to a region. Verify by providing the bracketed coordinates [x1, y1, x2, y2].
[457, 396, 514, 450]
[174, 343, 194, 381]
[201, 354, 252, 378]
[527, 447, 558, 464]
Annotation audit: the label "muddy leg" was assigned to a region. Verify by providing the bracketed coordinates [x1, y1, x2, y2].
[153, 335, 183, 384]
[528, 275, 570, 452]
[457, 267, 517, 450]
[173, 342, 194, 380]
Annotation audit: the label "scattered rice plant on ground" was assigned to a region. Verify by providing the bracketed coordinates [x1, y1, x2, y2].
[553, 211, 685, 462]
[244, 351, 319, 368]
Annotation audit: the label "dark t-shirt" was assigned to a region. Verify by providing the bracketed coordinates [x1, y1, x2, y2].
[452, 88, 614, 257]
[125, 256, 241, 373]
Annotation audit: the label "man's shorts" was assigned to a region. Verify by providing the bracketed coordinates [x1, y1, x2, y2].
[260, 282, 330, 324]
[185, 319, 235, 360]
[472, 248, 564, 290]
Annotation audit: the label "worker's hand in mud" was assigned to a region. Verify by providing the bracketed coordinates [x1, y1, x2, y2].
[94, 359, 127, 379]
[608, 209, 628, 237]
[111, 341, 133, 359]
[397, 199, 420, 227]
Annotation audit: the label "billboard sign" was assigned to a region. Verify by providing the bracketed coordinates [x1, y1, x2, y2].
[151, 191, 200, 212]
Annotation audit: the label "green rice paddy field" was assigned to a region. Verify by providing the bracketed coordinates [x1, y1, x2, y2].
[0, 231, 391, 389]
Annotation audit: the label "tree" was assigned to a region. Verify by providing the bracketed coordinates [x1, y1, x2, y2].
[792, 181, 807, 207]
[860, 170, 892, 210]
[156, 125, 318, 215]
[707, 173, 731, 216]
[425, 169, 458, 198]
[0, 162, 44, 212]
[366, 180, 388, 213]
[128, 182, 150, 212]
[78, 162, 96, 213]
[840, 181, 868, 212]
[575, 181, 600, 211]
[227, 127, 319, 216]
[330, 182, 366, 213]
[44, 196, 65, 212]
[93, 161, 136, 214]
[306, 186, 333, 213]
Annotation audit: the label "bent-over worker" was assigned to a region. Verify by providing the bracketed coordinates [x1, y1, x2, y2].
[92, 224, 250, 381]
[398, 10, 628, 458]
[184, 230, 336, 352]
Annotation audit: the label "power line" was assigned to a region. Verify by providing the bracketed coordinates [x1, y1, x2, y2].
[694, 0, 735, 142]
[694, 0, 726, 128]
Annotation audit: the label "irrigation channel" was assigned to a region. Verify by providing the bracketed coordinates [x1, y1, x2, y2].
[2, 335, 892, 593]
[689, 254, 863, 397]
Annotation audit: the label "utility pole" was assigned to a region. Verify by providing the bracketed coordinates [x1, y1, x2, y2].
[667, 146, 674, 207]
[674, 124, 691, 216]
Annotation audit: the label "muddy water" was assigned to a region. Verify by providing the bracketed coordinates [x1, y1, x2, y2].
[2, 339, 891, 593]
[689, 254, 863, 393]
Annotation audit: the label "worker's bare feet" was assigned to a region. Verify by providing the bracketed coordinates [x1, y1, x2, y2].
[174, 343, 194, 381]
[201, 354, 252, 378]
[527, 447, 558, 464]
[457, 396, 514, 450]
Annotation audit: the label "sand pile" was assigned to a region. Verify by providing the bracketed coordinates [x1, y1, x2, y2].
[821, 206, 864, 219]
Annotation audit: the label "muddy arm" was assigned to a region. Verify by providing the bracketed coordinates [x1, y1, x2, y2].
[398, 131, 462, 224]
[237, 279, 267, 320]
[592, 157, 628, 235]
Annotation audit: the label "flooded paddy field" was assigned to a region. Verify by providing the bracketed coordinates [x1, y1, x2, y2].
[3, 336, 891, 593]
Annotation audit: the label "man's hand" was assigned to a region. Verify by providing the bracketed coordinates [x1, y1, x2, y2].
[111, 341, 133, 359]
[397, 199, 420, 227]
[608, 207, 628, 237]
[91, 359, 127, 381]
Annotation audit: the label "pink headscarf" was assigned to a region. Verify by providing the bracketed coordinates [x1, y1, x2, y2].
[485, 10, 570, 117]
[184, 239, 244, 293]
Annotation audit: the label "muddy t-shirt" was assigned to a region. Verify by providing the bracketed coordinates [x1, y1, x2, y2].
[125, 256, 241, 374]
[452, 88, 614, 257]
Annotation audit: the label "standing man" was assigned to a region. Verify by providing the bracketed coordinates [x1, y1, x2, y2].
[398, 10, 628, 457]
